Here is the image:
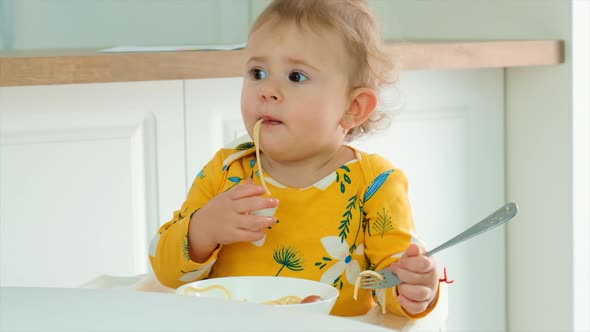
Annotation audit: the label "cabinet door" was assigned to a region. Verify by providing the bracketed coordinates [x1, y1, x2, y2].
[0, 81, 186, 287]
[4, 0, 248, 50]
[184, 78, 245, 186]
[352, 69, 506, 332]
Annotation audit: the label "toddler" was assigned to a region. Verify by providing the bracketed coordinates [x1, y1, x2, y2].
[150, 0, 440, 318]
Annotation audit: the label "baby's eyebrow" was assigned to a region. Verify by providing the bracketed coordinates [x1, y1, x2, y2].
[246, 56, 319, 72]
[285, 57, 320, 72]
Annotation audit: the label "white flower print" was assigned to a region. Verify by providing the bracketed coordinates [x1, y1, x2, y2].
[148, 232, 160, 257]
[319, 236, 365, 285]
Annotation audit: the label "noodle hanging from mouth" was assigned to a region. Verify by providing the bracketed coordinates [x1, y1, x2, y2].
[253, 119, 270, 195]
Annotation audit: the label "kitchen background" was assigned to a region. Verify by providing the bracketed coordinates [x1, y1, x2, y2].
[0, 1, 588, 331]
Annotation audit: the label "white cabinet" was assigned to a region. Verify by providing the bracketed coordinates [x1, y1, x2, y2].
[4, 0, 249, 50]
[353, 69, 505, 332]
[184, 78, 245, 187]
[1, 71, 505, 331]
[0, 81, 186, 287]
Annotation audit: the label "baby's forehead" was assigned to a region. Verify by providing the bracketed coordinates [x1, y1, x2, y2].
[249, 19, 349, 54]
[247, 23, 352, 68]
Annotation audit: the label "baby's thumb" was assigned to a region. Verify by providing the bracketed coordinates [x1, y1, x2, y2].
[404, 243, 423, 257]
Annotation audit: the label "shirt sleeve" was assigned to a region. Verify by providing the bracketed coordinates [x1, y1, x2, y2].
[148, 150, 225, 289]
[362, 156, 439, 318]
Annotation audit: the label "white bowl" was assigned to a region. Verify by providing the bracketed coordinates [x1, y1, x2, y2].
[176, 276, 339, 314]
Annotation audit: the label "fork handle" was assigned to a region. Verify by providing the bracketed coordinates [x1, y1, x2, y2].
[425, 202, 518, 257]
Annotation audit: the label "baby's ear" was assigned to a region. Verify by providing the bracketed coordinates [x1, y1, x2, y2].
[341, 88, 378, 130]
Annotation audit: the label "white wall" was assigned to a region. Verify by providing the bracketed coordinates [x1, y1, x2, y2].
[572, 1, 589, 331]
[505, 7, 573, 332]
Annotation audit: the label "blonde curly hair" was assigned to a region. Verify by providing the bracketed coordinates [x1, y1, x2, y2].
[250, 0, 398, 142]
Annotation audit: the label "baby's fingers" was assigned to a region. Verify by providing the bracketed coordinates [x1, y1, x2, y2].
[392, 266, 432, 286]
[397, 293, 431, 315]
[238, 214, 277, 231]
[231, 228, 267, 243]
[233, 195, 279, 215]
[230, 181, 267, 199]
[396, 254, 435, 273]
[397, 283, 432, 302]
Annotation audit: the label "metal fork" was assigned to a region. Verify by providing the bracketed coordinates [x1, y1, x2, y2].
[359, 202, 519, 289]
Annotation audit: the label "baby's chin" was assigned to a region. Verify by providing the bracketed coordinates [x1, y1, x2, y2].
[260, 147, 302, 164]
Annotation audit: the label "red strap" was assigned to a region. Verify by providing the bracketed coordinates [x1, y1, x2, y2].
[439, 267, 454, 284]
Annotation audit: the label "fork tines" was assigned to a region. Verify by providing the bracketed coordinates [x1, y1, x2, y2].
[359, 270, 387, 289]
[360, 278, 385, 289]
[359, 269, 401, 289]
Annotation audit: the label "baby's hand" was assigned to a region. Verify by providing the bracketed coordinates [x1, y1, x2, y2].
[188, 179, 278, 261]
[390, 244, 439, 315]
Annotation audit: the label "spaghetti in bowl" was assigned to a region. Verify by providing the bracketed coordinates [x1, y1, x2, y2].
[175, 276, 339, 314]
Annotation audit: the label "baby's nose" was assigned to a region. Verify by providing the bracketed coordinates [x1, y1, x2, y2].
[259, 85, 282, 102]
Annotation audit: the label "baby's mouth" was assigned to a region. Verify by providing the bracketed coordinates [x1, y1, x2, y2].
[263, 119, 283, 125]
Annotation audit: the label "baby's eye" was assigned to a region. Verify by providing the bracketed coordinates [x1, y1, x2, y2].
[288, 71, 309, 82]
[250, 68, 267, 80]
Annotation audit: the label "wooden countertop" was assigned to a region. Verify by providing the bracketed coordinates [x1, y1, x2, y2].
[0, 40, 564, 87]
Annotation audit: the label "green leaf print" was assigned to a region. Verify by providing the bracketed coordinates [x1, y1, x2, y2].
[331, 275, 344, 290]
[374, 208, 393, 237]
[236, 142, 255, 150]
[314, 256, 333, 270]
[336, 165, 352, 193]
[182, 234, 190, 261]
[338, 195, 357, 242]
[344, 174, 351, 184]
[273, 246, 305, 276]
[361, 208, 371, 237]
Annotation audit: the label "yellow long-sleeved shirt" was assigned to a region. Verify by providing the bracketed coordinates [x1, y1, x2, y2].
[149, 143, 438, 317]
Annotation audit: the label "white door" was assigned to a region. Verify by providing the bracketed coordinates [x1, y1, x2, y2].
[0, 81, 186, 288]
[184, 70, 506, 332]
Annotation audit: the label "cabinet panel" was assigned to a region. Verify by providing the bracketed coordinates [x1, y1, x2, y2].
[184, 78, 244, 188]
[5, 0, 249, 50]
[352, 69, 505, 332]
[0, 81, 186, 287]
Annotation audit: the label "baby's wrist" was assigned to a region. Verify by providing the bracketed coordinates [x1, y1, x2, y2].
[188, 213, 218, 262]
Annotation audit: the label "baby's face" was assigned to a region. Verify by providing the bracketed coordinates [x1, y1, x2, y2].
[241, 19, 353, 163]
